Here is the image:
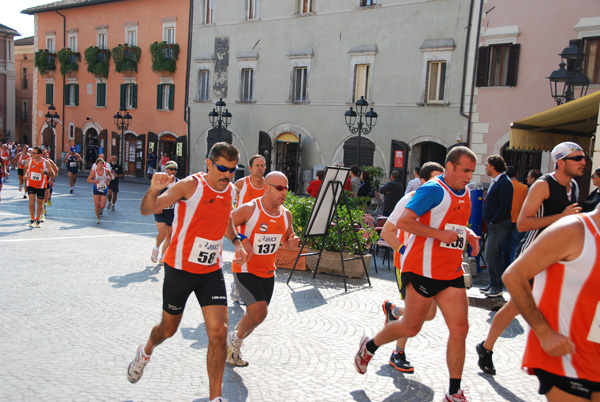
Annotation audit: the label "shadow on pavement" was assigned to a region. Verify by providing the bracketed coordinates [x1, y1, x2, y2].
[478, 372, 528, 402]
[485, 311, 525, 339]
[108, 264, 161, 288]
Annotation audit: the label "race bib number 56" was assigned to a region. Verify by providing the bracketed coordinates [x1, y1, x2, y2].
[440, 223, 467, 250]
[188, 238, 222, 266]
[253, 234, 283, 255]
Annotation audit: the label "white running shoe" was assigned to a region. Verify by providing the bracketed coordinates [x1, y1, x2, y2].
[96, 217, 101, 224]
[209, 398, 228, 402]
[107, 202, 112, 210]
[35, 220, 41, 228]
[354, 335, 374, 374]
[127, 344, 151, 384]
[40, 215, 45, 222]
[151, 246, 160, 263]
[444, 388, 470, 402]
[18, 185, 22, 192]
[29, 219, 35, 228]
[226, 331, 249, 367]
[230, 282, 244, 305]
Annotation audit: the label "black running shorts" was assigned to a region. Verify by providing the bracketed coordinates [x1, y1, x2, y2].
[27, 186, 46, 199]
[162, 263, 227, 314]
[400, 271, 465, 298]
[233, 272, 275, 306]
[533, 368, 600, 399]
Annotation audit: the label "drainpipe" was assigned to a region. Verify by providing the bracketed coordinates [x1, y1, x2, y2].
[56, 10, 66, 162]
[183, 0, 194, 176]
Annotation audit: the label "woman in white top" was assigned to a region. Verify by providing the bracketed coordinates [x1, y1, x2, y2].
[87, 158, 113, 224]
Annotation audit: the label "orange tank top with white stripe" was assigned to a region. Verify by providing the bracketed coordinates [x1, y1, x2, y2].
[237, 176, 265, 206]
[18, 153, 30, 169]
[522, 214, 600, 382]
[26, 158, 49, 189]
[400, 177, 471, 280]
[163, 172, 236, 274]
[232, 199, 290, 278]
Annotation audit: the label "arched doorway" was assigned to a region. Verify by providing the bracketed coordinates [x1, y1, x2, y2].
[123, 132, 146, 176]
[342, 136, 375, 167]
[41, 126, 56, 161]
[158, 133, 177, 167]
[275, 132, 301, 193]
[84, 128, 99, 169]
[501, 142, 542, 183]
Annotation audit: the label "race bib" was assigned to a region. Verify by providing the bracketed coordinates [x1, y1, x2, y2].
[588, 301, 600, 344]
[252, 234, 283, 255]
[96, 183, 107, 191]
[440, 223, 467, 250]
[188, 238, 222, 266]
[70, 162, 77, 167]
[31, 172, 42, 181]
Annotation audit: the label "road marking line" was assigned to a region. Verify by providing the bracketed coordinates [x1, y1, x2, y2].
[0, 232, 157, 243]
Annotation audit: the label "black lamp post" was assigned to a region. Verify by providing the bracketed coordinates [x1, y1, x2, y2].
[344, 96, 378, 165]
[547, 40, 590, 105]
[113, 106, 132, 167]
[209, 97, 232, 134]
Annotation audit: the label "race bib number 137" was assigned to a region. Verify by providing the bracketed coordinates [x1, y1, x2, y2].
[253, 234, 282, 255]
[188, 238, 222, 266]
[440, 223, 467, 250]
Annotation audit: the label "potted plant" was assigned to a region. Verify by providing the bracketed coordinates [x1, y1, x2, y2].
[56, 48, 81, 75]
[34, 49, 57, 75]
[112, 43, 142, 73]
[84, 46, 111, 78]
[149, 41, 180, 73]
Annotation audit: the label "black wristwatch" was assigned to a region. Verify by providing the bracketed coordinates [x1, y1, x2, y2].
[232, 236, 242, 244]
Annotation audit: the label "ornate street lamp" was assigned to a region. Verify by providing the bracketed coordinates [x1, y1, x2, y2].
[44, 104, 60, 128]
[208, 97, 232, 133]
[548, 40, 590, 105]
[344, 96, 378, 165]
[113, 106, 132, 167]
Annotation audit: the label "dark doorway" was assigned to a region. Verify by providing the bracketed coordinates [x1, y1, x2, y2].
[84, 128, 99, 169]
[258, 131, 272, 174]
[501, 144, 542, 184]
[275, 133, 301, 193]
[419, 142, 446, 166]
[343, 136, 375, 167]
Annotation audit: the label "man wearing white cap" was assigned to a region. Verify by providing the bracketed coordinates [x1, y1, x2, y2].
[475, 141, 586, 376]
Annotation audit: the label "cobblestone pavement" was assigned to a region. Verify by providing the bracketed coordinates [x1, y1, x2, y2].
[0, 174, 544, 401]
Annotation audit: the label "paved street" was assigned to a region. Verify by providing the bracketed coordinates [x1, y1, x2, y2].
[0, 173, 543, 402]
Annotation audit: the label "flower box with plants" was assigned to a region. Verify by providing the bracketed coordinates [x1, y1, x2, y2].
[84, 46, 111, 78]
[283, 192, 378, 278]
[150, 41, 180, 73]
[112, 43, 141, 74]
[34, 49, 57, 75]
[56, 48, 81, 75]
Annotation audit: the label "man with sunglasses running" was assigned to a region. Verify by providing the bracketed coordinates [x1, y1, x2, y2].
[128, 142, 247, 402]
[476, 141, 585, 377]
[226, 171, 300, 367]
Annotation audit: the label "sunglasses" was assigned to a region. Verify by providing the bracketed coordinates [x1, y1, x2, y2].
[562, 155, 585, 162]
[166, 168, 177, 171]
[210, 158, 238, 173]
[269, 184, 289, 191]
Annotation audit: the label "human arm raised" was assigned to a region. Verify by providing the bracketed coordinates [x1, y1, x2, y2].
[139, 172, 185, 215]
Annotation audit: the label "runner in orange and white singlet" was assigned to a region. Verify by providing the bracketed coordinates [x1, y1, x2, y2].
[226, 171, 299, 367]
[379, 162, 445, 373]
[15, 145, 31, 197]
[354, 147, 480, 402]
[39, 150, 58, 222]
[504, 204, 600, 402]
[24, 146, 55, 228]
[128, 142, 247, 402]
[0, 144, 9, 176]
[235, 154, 266, 206]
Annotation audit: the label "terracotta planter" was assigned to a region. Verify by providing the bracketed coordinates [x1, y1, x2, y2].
[275, 247, 307, 271]
[306, 249, 371, 278]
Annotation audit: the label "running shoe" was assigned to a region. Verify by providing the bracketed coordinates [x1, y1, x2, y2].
[127, 344, 151, 384]
[209, 398, 228, 402]
[29, 219, 35, 228]
[151, 246, 160, 263]
[107, 202, 112, 210]
[230, 282, 244, 305]
[226, 331, 249, 367]
[479, 284, 492, 293]
[70, 188, 73, 194]
[484, 287, 503, 298]
[40, 215, 45, 222]
[96, 217, 101, 224]
[47, 200, 52, 206]
[382, 300, 398, 324]
[354, 335, 374, 374]
[35, 220, 40, 228]
[444, 388, 469, 401]
[476, 341, 496, 375]
[23, 194, 27, 199]
[18, 185, 22, 192]
[389, 351, 414, 373]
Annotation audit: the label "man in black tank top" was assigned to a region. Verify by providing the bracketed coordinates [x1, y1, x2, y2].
[475, 141, 586, 376]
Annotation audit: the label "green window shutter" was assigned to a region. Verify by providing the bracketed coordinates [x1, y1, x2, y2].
[46, 83, 52, 104]
[120, 84, 126, 108]
[169, 84, 175, 110]
[99, 83, 106, 107]
[64, 84, 70, 105]
[74, 84, 79, 106]
[157, 84, 163, 110]
[132, 84, 138, 109]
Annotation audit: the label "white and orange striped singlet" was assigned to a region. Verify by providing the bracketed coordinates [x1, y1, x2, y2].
[26, 158, 50, 189]
[522, 214, 600, 382]
[236, 176, 265, 206]
[163, 172, 236, 274]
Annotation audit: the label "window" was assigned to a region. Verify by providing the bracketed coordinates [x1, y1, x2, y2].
[46, 36, 55, 53]
[353, 64, 370, 102]
[126, 28, 137, 46]
[426, 61, 446, 103]
[164, 27, 176, 45]
[198, 69, 210, 100]
[293, 67, 307, 102]
[360, 0, 376, 6]
[96, 83, 106, 107]
[98, 32, 107, 50]
[241, 68, 254, 101]
[246, 0, 258, 20]
[157, 84, 175, 110]
[45, 83, 54, 105]
[64, 84, 79, 106]
[202, 0, 214, 24]
[299, 0, 313, 13]
[22, 101, 28, 122]
[68, 33, 77, 52]
[120, 83, 138, 109]
[476, 44, 520, 87]
[69, 123, 75, 140]
[583, 37, 600, 84]
[22, 67, 28, 89]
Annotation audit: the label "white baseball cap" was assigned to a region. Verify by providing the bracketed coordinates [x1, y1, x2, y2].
[551, 141, 583, 163]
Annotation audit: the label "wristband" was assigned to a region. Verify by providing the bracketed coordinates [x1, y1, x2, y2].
[232, 236, 242, 244]
[397, 244, 406, 254]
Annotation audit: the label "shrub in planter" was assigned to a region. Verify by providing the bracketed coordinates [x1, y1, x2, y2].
[34, 50, 57, 75]
[112, 43, 141, 73]
[57, 48, 81, 75]
[150, 41, 180, 73]
[84, 46, 111, 78]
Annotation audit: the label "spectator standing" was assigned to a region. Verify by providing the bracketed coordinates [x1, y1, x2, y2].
[147, 150, 157, 180]
[160, 152, 170, 173]
[379, 170, 404, 216]
[503, 165, 528, 265]
[349, 165, 361, 196]
[481, 155, 513, 298]
[404, 167, 421, 194]
[526, 169, 542, 186]
[582, 167, 600, 212]
[357, 170, 371, 198]
[306, 169, 325, 198]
